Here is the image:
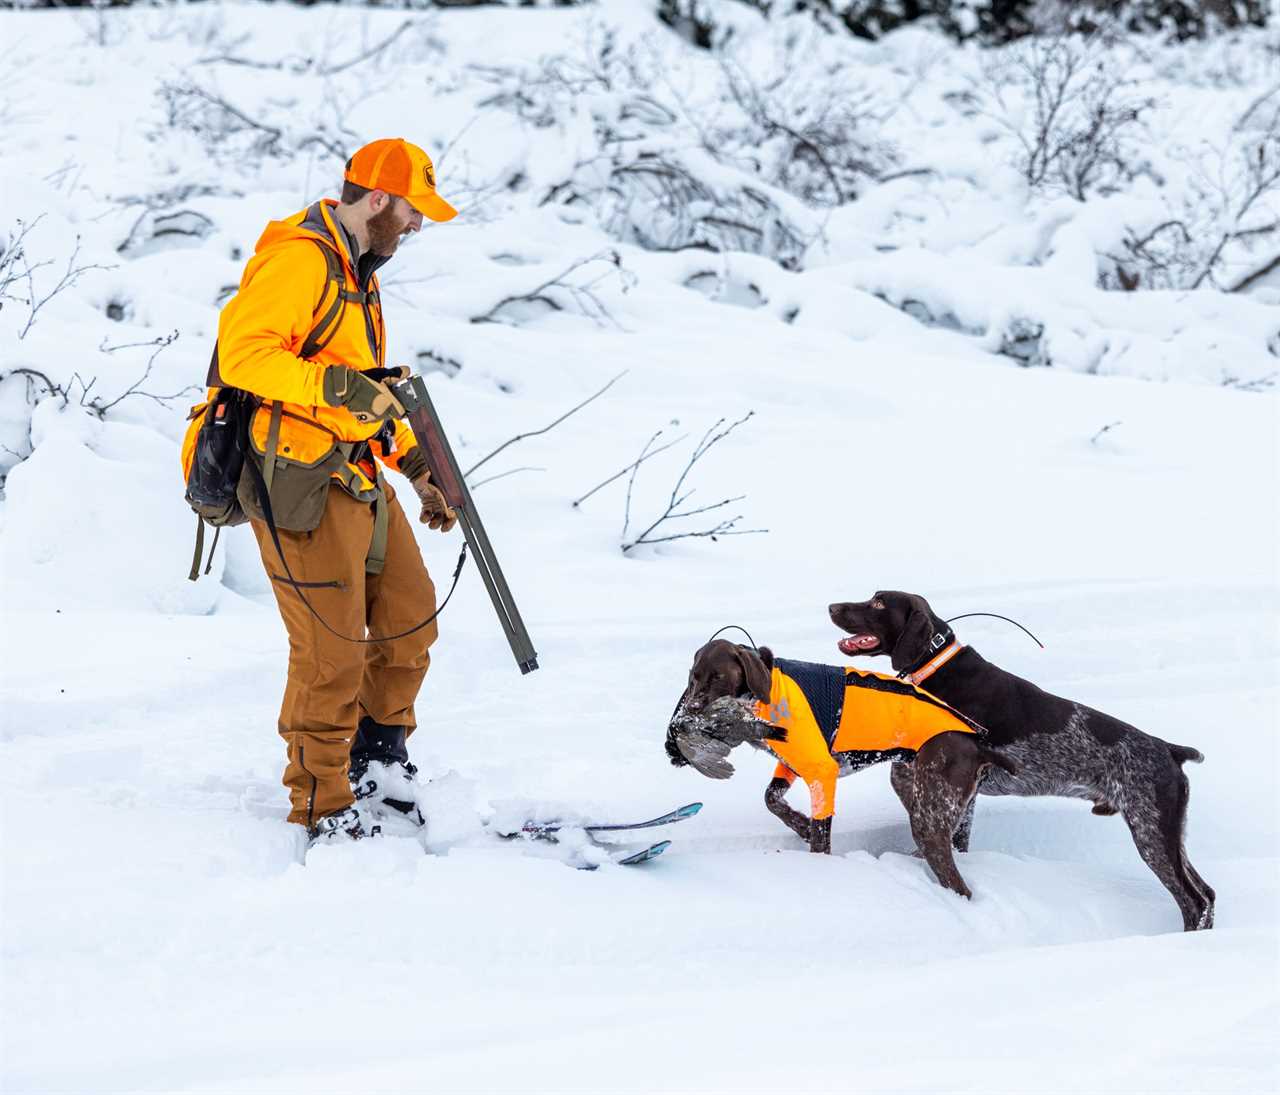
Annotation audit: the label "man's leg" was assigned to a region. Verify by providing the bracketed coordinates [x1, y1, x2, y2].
[252, 488, 373, 829]
[357, 482, 438, 748]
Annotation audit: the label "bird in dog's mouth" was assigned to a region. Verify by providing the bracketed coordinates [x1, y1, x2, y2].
[666, 696, 785, 780]
[837, 634, 880, 655]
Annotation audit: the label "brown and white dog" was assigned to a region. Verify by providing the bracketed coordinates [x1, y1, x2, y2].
[829, 591, 1214, 931]
[666, 639, 1016, 899]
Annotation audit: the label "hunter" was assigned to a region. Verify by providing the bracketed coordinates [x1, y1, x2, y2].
[211, 138, 458, 844]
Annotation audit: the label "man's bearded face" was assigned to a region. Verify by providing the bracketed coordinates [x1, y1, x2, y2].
[367, 195, 421, 257]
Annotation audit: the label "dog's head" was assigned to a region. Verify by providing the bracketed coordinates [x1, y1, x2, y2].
[684, 639, 774, 714]
[828, 591, 952, 673]
[665, 640, 783, 779]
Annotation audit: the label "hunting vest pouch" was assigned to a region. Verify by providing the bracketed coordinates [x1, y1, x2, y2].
[237, 405, 380, 532]
[184, 389, 251, 528]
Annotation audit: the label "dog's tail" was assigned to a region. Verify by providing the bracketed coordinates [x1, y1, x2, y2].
[978, 745, 1018, 776]
[1169, 743, 1204, 766]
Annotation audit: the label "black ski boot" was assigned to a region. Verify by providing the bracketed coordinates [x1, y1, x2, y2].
[349, 716, 425, 831]
[308, 805, 380, 846]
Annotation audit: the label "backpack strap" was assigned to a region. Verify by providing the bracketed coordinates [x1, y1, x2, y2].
[262, 400, 284, 495]
[206, 344, 224, 387]
[300, 239, 348, 360]
[188, 515, 206, 582]
[366, 472, 389, 577]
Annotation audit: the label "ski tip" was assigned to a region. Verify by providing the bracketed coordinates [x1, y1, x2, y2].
[616, 840, 672, 866]
[678, 802, 703, 817]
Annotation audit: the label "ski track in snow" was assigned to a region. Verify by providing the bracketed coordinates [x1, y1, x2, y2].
[1, 4, 1279, 1093]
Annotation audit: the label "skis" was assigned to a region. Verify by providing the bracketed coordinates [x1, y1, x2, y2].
[516, 801, 703, 839]
[593, 840, 672, 869]
[495, 802, 701, 869]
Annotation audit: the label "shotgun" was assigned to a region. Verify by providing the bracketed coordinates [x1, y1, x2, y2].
[392, 374, 539, 675]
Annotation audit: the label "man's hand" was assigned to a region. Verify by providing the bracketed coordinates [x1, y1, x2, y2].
[322, 365, 408, 424]
[412, 473, 457, 533]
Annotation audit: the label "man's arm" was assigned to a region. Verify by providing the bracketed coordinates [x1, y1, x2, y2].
[216, 245, 330, 405]
[377, 416, 456, 532]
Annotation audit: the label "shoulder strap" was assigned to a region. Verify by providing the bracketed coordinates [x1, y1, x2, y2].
[206, 344, 223, 388]
[300, 238, 347, 360]
[207, 236, 346, 388]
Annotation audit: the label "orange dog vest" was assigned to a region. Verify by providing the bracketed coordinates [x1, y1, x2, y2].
[755, 659, 975, 821]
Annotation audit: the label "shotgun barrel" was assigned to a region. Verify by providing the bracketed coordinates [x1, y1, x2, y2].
[393, 375, 539, 675]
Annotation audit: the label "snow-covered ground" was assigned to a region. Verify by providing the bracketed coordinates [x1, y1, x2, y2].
[2, 3, 1278, 1092]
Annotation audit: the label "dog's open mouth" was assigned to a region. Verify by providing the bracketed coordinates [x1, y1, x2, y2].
[838, 634, 880, 655]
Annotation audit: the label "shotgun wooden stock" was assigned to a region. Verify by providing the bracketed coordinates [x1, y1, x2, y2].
[393, 375, 539, 675]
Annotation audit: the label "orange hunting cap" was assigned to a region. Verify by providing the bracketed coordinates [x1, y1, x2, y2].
[345, 138, 458, 223]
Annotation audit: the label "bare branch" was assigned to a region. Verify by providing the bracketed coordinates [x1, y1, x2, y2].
[1235, 82, 1280, 133]
[633, 524, 768, 548]
[91, 330, 186, 414]
[463, 370, 627, 479]
[469, 466, 546, 491]
[1230, 251, 1280, 293]
[470, 251, 631, 328]
[1090, 420, 1123, 445]
[319, 20, 415, 77]
[7, 230, 115, 341]
[572, 431, 687, 509]
[620, 412, 761, 553]
[621, 429, 666, 541]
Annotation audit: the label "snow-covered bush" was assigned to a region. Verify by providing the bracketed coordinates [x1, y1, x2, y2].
[475, 29, 817, 265]
[974, 30, 1159, 200]
[477, 23, 894, 266]
[1100, 93, 1280, 290]
[657, 0, 1267, 46]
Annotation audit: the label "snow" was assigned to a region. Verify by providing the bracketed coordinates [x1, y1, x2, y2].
[2, 3, 1278, 1092]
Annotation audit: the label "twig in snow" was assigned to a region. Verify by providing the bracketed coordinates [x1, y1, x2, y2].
[3, 225, 115, 341]
[92, 330, 197, 414]
[0, 332, 194, 426]
[1230, 252, 1280, 293]
[469, 466, 546, 491]
[1221, 371, 1277, 392]
[470, 250, 632, 328]
[621, 429, 666, 541]
[319, 20, 416, 77]
[572, 429, 687, 509]
[1090, 420, 1122, 445]
[620, 413, 766, 554]
[463, 370, 627, 480]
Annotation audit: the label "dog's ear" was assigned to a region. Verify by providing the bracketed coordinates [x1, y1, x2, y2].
[758, 645, 775, 671]
[736, 645, 773, 703]
[891, 609, 934, 672]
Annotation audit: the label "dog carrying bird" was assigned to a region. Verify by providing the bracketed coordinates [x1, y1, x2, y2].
[667, 638, 1015, 897]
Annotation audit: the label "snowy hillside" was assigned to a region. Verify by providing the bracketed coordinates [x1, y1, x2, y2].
[1, 2, 1277, 1093]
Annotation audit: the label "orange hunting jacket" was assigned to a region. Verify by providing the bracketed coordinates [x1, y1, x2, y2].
[756, 659, 976, 821]
[181, 200, 421, 493]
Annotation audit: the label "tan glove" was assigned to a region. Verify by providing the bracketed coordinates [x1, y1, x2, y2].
[322, 366, 409, 425]
[412, 473, 458, 533]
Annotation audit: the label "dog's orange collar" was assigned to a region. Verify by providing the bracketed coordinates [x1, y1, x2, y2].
[904, 642, 965, 687]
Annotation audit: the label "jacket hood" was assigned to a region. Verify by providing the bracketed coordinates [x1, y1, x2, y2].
[253, 200, 343, 257]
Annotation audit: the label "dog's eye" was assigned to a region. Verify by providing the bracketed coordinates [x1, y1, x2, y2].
[871, 599, 885, 610]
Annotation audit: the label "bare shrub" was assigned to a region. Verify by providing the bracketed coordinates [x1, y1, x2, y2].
[716, 54, 896, 207]
[0, 332, 195, 486]
[471, 27, 850, 267]
[0, 217, 115, 340]
[1102, 96, 1280, 290]
[975, 29, 1158, 199]
[470, 251, 636, 327]
[619, 413, 766, 554]
[156, 79, 356, 168]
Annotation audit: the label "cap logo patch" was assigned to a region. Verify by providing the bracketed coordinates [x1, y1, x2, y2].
[423, 163, 435, 190]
